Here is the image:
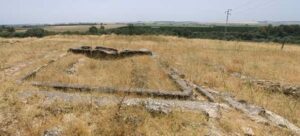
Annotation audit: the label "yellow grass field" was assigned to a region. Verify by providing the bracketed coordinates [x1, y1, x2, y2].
[44, 24, 126, 32]
[15, 23, 126, 33]
[0, 35, 299, 135]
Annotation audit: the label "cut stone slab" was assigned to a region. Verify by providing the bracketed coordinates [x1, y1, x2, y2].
[143, 100, 172, 114]
[261, 110, 300, 134]
[168, 68, 193, 94]
[31, 81, 192, 99]
[206, 89, 300, 135]
[179, 67, 300, 135]
[43, 127, 62, 136]
[241, 127, 254, 136]
[195, 86, 216, 102]
[68, 46, 152, 59]
[95, 46, 118, 53]
[17, 53, 68, 83]
[119, 49, 152, 57]
[207, 119, 224, 136]
[124, 98, 221, 118]
[200, 62, 300, 98]
[81, 46, 92, 50]
[19, 90, 221, 118]
[231, 72, 300, 98]
[65, 58, 85, 75]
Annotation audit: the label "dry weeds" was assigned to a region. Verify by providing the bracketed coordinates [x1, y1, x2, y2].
[1, 35, 299, 135]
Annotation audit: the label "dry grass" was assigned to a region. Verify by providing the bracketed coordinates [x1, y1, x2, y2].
[219, 110, 294, 136]
[1, 82, 293, 136]
[151, 37, 300, 126]
[0, 82, 209, 136]
[14, 24, 126, 33]
[1, 35, 300, 135]
[32, 54, 179, 91]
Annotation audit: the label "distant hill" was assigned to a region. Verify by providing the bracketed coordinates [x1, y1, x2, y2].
[258, 21, 300, 25]
[4, 21, 300, 28]
[133, 21, 300, 27]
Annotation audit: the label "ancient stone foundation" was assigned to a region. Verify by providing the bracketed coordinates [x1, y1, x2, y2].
[68, 46, 152, 59]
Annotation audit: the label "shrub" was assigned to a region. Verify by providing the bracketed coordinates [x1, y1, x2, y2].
[7, 27, 15, 33]
[88, 26, 98, 34]
[100, 24, 105, 30]
[25, 28, 48, 38]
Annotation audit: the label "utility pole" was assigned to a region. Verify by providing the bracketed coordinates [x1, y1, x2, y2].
[224, 9, 232, 37]
[281, 38, 286, 50]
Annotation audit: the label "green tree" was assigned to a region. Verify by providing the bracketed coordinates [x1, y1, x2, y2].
[100, 23, 105, 30]
[25, 28, 47, 38]
[88, 26, 98, 34]
[7, 27, 15, 33]
[128, 24, 134, 35]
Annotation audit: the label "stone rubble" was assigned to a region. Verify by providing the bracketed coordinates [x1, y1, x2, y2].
[19, 90, 221, 118]
[31, 81, 192, 99]
[14, 49, 300, 135]
[181, 74, 300, 135]
[17, 53, 68, 83]
[68, 46, 152, 59]
[43, 127, 62, 136]
[231, 72, 300, 98]
[241, 127, 254, 136]
[206, 89, 300, 135]
[65, 58, 85, 75]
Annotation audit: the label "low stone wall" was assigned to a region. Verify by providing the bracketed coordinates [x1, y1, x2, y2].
[231, 72, 300, 98]
[190, 82, 300, 135]
[250, 79, 300, 98]
[31, 81, 192, 100]
[19, 90, 221, 118]
[17, 53, 68, 83]
[68, 46, 152, 59]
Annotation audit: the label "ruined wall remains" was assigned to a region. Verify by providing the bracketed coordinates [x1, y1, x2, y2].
[68, 46, 152, 59]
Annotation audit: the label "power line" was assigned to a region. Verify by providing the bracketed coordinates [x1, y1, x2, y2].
[224, 9, 232, 36]
[222, 0, 281, 26]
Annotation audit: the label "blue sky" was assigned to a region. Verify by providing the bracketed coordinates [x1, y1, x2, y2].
[0, 0, 299, 24]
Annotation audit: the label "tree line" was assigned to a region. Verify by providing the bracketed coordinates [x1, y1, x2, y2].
[0, 26, 52, 38]
[1, 24, 300, 44]
[106, 25, 300, 44]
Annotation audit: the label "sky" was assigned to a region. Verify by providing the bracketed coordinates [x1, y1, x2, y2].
[0, 0, 299, 25]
